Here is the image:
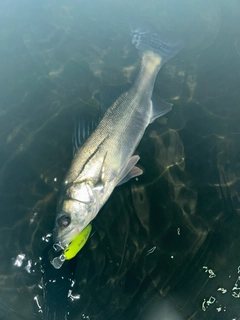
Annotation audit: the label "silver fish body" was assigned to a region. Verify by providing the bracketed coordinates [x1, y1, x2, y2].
[53, 27, 183, 248]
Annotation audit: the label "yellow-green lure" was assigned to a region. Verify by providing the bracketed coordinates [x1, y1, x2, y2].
[51, 224, 92, 269]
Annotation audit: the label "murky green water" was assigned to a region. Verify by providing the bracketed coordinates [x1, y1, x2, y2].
[1, 0, 240, 319]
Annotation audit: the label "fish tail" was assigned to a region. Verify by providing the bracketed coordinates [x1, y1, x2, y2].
[131, 23, 184, 64]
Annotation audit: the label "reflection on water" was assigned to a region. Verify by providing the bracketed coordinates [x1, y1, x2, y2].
[0, 0, 240, 319]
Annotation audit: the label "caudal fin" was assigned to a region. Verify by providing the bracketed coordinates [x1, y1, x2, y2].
[131, 24, 184, 64]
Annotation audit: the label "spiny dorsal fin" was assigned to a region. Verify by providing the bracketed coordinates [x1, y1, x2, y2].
[72, 84, 132, 156]
[72, 114, 101, 156]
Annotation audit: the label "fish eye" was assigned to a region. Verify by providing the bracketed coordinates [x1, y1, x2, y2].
[58, 215, 71, 228]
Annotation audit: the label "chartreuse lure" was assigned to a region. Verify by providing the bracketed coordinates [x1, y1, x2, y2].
[51, 224, 92, 269]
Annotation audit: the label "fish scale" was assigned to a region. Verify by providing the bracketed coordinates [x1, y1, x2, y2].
[53, 25, 184, 249]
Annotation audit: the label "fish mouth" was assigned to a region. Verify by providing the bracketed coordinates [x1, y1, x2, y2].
[53, 226, 82, 249]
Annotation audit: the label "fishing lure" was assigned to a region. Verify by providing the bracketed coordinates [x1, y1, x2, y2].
[51, 224, 92, 269]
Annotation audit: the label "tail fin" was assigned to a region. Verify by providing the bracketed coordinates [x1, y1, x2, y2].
[131, 24, 184, 64]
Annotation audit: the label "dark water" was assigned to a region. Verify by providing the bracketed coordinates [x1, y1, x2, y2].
[1, 0, 240, 319]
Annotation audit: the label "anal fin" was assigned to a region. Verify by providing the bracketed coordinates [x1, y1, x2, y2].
[116, 155, 143, 186]
[150, 93, 173, 123]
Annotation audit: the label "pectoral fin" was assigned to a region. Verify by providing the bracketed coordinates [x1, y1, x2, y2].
[93, 152, 108, 191]
[116, 155, 143, 186]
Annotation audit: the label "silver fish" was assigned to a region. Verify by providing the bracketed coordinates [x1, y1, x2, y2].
[53, 25, 183, 248]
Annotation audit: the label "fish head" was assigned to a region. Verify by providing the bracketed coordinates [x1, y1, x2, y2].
[53, 181, 99, 248]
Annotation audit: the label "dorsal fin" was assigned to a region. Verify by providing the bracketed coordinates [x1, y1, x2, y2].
[72, 84, 131, 156]
[72, 114, 101, 156]
[99, 83, 131, 113]
[99, 84, 173, 122]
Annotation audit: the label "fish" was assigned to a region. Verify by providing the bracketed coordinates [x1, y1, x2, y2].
[53, 24, 184, 248]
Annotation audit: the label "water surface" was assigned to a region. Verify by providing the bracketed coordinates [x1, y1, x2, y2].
[0, 0, 240, 319]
